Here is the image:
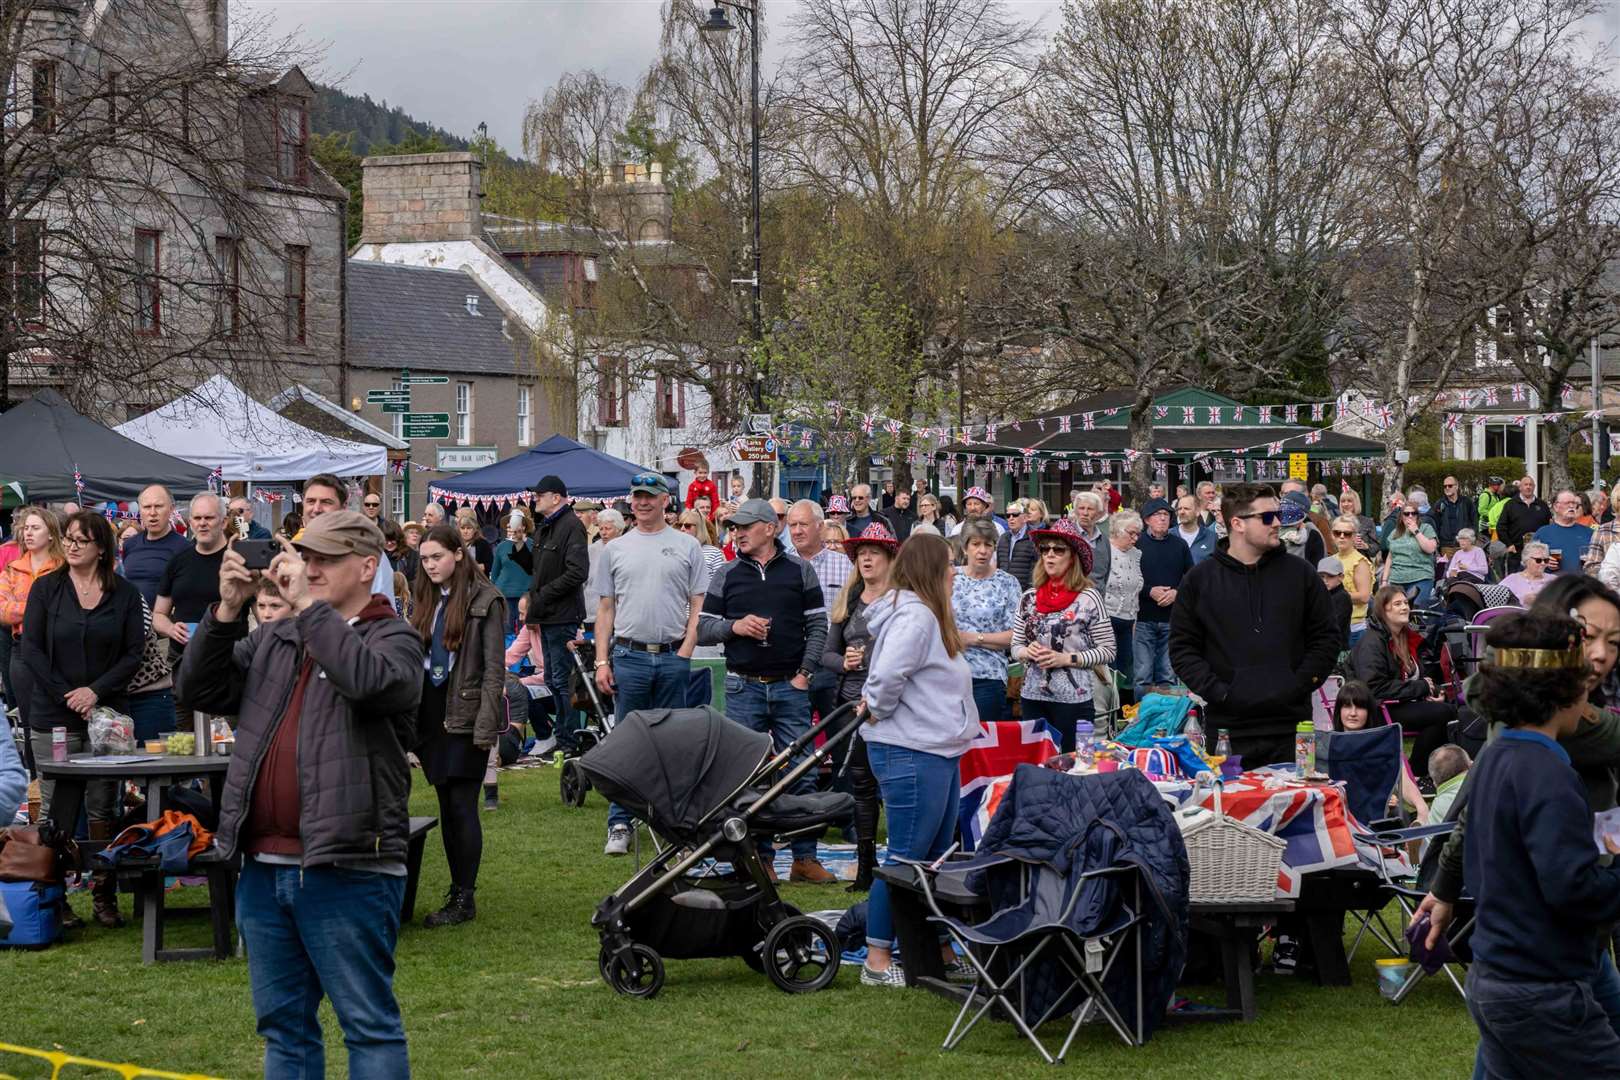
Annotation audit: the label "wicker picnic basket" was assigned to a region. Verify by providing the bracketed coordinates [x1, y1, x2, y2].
[1176, 789, 1287, 904]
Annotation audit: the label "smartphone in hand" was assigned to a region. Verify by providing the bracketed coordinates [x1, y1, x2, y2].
[235, 539, 277, 571]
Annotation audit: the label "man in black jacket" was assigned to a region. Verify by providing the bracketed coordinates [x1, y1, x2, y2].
[1497, 474, 1552, 571]
[525, 474, 590, 751]
[1169, 483, 1340, 766]
[994, 499, 1038, 588]
[179, 511, 424, 1079]
[1431, 475, 1478, 549]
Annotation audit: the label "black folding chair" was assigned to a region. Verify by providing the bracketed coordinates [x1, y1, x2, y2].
[1317, 724, 1407, 962]
[914, 849, 1149, 1062]
[1349, 819, 1474, 1002]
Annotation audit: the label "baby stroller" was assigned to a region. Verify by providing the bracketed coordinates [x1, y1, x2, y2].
[559, 635, 616, 807]
[578, 702, 862, 998]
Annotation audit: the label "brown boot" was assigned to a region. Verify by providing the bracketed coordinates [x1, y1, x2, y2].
[87, 822, 124, 929]
[790, 858, 838, 884]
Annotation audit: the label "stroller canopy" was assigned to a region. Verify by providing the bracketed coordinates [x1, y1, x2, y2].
[579, 707, 771, 836]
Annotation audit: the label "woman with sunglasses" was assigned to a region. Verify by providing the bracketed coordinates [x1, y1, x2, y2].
[1349, 585, 1457, 779]
[677, 509, 725, 578]
[1380, 501, 1439, 609]
[1010, 518, 1115, 752]
[1329, 514, 1375, 645]
[1501, 540, 1554, 605]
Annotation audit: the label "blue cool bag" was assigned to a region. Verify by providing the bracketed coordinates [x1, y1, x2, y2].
[0, 880, 64, 949]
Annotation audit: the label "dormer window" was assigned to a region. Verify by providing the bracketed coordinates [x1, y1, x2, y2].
[275, 99, 307, 183]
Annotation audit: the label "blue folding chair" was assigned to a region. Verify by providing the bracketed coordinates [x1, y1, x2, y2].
[1317, 724, 1405, 961]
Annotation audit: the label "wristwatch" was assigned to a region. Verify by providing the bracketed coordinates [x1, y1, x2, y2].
[795, 668, 813, 681]
[1068, 653, 1078, 667]
[594, 660, 609, 669]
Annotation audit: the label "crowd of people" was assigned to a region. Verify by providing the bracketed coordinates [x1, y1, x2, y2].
[11, 454, 1620, 1076]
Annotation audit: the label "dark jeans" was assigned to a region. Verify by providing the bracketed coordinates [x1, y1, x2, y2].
[536, 624, 578, 751]
[1384, 699, 1456, 778]
[237, 858, 409, 1080]
[866, 741, 960, 951]
[808, 668, 839, 722]
[607, 646, 691, 829]
[434, 777, 482, 889]
[725, 675, 816, 861]
[1467, 967, 1620, 1079]
[971, 677, 1006, 723]
[503, 596, 524, 636]
[1133, 619, 1174, 697]
[1109, 618, 1135, 699]
[1019, 697, 1095, 754]
[127, 688, 177, 742]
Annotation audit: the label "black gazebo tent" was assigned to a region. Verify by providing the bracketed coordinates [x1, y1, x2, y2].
[0, 390, 212, 503]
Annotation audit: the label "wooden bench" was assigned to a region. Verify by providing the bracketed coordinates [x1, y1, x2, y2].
[402, 816, 438, 924]
[123, 847, 239, 964]
[1184, 900, 1297, 1022]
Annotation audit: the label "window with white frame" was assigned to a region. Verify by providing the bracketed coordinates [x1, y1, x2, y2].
[456, 381, 472, 445]
[517, 385, 532, 446]
[390, 378, 404, 440]
[390, 484, 404, 520]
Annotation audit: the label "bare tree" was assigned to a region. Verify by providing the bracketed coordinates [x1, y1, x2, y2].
[1329, 0, 1600, 500]
[1007, 0, 1369, 493]
[0, 0, 341, 413]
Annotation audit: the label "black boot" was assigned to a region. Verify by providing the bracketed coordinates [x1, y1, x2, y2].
[847, 839, 877, 894]
[423, 886, 477, 929]
[482, 783, 499, 812]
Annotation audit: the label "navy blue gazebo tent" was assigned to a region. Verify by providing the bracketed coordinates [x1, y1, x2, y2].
[427, 435, 651, 505]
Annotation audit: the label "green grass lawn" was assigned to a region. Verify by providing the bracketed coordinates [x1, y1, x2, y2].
[1, 766, 1478, 1079]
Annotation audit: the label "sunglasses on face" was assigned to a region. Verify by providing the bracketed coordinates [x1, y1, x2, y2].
[363, 501, 380, 508]
[1037, 543, 1069, 555]
[679, 522, 697, 531]
[1402, 511, 1419, 517]
[1235, 510, 1281, 525]
[1332, 530, 1354, 537]
[1526, 556, 1547, 564]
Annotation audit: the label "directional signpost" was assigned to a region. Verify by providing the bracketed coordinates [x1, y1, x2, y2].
[402, 413, 451, 440]
[376, 369, 454, 512]
[401, 375, 449, 385]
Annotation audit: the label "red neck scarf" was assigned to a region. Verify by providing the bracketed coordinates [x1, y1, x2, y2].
[1034, 580, 1081, 614]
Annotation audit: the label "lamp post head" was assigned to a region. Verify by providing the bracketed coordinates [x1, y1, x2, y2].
[700, 5, 734, 32]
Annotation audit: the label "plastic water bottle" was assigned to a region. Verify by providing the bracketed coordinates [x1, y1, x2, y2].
[1075, 720, 1095, 770]
[1295, 721, 1314, 778]
[1214, 729, 1232, 758]
[1184, 713, 1205, 754]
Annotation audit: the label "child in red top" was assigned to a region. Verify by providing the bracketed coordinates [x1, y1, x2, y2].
[685, 464, 719, 516]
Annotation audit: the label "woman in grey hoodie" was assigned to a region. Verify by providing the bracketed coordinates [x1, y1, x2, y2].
[858, 533, 980, 988]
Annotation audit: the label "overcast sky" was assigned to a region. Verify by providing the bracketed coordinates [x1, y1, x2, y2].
[241, 0, 1617, 156]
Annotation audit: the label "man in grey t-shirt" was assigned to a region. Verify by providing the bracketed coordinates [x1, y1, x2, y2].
[590, 472, 707, 855]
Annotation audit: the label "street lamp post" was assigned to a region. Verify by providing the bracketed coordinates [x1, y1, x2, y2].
[702, 1, 767, 494]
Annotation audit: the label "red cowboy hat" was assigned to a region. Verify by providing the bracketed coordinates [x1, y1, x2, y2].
[842, 518, 901, 556]
[1028, 516, 1094, 577]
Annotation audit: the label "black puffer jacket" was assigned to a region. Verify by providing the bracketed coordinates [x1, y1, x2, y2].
[527, 504, 589, 626]
[1349, 618, 1430, 702]
[178, 596, 424, 867]
[996, 528, 1038, 590]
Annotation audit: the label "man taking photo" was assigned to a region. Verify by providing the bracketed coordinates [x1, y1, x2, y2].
[1169, 483, 1340, 766]
[178, 511, 423, 1079]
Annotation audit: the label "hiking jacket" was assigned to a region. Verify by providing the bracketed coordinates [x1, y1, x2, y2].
[436, 577, 509, 749]
[1432, 496, 1478, 546]
[177, 594, 424, 867]
[526, 504, 589, 626]
[1168, 544, 1340, 740]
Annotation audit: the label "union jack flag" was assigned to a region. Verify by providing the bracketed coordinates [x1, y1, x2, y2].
[1082, 413, 1096, 431]
[1305, 430, 1322, 445]
[1082, 458, 1094, 474]
[800, 430, 813, 448]
[1036, 418, 1046, 431]
[1310, 402, 1326, 421]
[860, 413, 876, 435]
[1259, 406, 1273, 424]
[1267, 440, 1284, 455]
[936, 428, 950, 448]
[1443, 413, 1459, 431]
[885, 418, 902, 436]
[832, 401, 844, 423]
[986, 423, 998, 442]
[1182, 406, 1197, 424]
[1483, 386, 1499, 406]
[958, 720, 1060, 850]
[1285, 404, 1299, 423]
[1207, 406, 1222, 424]
[1563, 383, 1576, 406]
[1154, 406, 1169, 420]
[1058, 415, 1072, 433]
[1541, 413, 1560, 424]
[1373, 404, 1394, 429]
[1510, 384, 1527, 402]
[1010, 420, 1022, 432]
[1104, 407, 1119, 418]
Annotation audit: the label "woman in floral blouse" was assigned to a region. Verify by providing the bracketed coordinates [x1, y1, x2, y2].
[951, 518, 1021, 722]
[1011, 517, 1116, 751]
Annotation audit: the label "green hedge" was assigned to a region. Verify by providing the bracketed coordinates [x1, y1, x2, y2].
[1399, 457, 1525, 497]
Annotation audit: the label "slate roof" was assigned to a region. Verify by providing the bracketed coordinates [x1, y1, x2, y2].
[346, 261, 529, 376]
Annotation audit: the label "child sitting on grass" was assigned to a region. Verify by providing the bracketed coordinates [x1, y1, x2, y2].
[1464, 610, 1620, 1077]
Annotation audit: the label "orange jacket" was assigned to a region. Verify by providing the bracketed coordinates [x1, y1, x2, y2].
[0, 553, 61, 637]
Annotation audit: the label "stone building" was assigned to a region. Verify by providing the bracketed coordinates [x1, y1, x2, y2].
[350, 152, 746, 505]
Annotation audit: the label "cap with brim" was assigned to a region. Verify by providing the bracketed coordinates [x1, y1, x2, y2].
[726, 498, 777, 527]
[293, 510, 383, 560]
[1317, 556, 1344, 576]
[533, 474, 568, 497]
[573, 499, 603, 512]
[1278, 490, 1310, 526]
[1140, 497, 1172, 521]
[629, 472, 668, 496]
[842, 518, 900, 555]
[1028, 517, 1094, 577]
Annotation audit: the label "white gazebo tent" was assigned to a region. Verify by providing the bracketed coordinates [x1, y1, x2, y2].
[115, 374, 387, 487]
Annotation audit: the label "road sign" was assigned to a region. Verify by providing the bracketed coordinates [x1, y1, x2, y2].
[1289, 452, 1309, 481]
[366, 389, 411, 403]
[381, 403, 410, 414]
[732, 435, 777, 462]
[401, 376, 449, 385]
[747, 413, 773, 435]
[402, 412, 451, 439]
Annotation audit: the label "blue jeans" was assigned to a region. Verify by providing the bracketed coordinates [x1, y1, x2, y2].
[725, 675, 817, 861]
[608, 646, 692, 829]
[1133, 619, 1174, 697]
[1468, 966, 1620, 1080]
[1396, 577, 1436, 610]
[537, 624, 579, 750]
[503, 596, 524, 635]
[971, 678, 1006, 723]
[237, 859, 408, 1080]
[127, 688, 177, 742]
[866, 742, 961, 951]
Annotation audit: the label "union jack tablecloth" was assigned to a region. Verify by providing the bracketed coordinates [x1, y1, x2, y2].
[1159, 766, 1361, 897]
[958, 720, 1060, 850]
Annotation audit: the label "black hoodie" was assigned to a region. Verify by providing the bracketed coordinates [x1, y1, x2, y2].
[1168, 543, 1341, 740]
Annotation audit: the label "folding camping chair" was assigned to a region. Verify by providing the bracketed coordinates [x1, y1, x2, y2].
[1349, 819, 1474, 1003]
[913, 849, 1150, 1062]
[1313, 674, 1344, 732]
[1090, 665, 1124, 739]
[1316, 724, 1407, 963]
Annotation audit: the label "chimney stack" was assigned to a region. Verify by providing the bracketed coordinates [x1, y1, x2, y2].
[360, 152, 484, 245]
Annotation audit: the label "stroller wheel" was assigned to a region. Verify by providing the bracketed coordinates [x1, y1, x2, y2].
[560, 760, 590, 807]
[761, 916, 840, 994]
[599, 943, 664, 998]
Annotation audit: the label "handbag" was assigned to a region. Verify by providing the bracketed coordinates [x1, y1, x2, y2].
[128, 594, 172, 694]
[0, 824, 73, 883]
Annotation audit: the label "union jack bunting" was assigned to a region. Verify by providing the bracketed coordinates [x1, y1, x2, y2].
[1563, 383, 1576, 406]
[831, 402, 844, 423]
[1373, 404, 1394, 429]
[986, 423, 998, 442]
[1036, 418, 1046, 431]
[1541, 413, 1560, 424]
[1472, 415, 1488, 429]
[1305, 430, 1322, 445]
[1513, 415, 1528, 427]
[1058, 415, 1071, 433]
[885, 418, 902, 436]
[1104, 407, 1119, 418]
[860, 413, 875, 435]
[1267, 441, 1284, 455]
[1154, 406, 1169, 420]
[1259, 406, 1273, 424]
[1182, 406, 1197, 424]
[1010, 420, 1021, 431]
[1310, 402, 1325, 421]
[1483, 386, 1499, 406]
[1207, 407, 1222, 424]
[936, 428, 950, 448]
[800, 430, 813, 448]
[1082, 413, 1096, 431]
[1510, 384, 1527, 402]
[1443, 413, 1460, 431]
[1081, 458, 1094, 474]
[1582, 430, 1594, 446]
[1285, 404, 1299, 423]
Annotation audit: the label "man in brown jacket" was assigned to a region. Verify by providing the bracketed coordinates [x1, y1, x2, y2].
[179, 511, 423, 1080]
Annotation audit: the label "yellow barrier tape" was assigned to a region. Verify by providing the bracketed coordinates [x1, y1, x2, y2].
[0, 1042, 222, 1080]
